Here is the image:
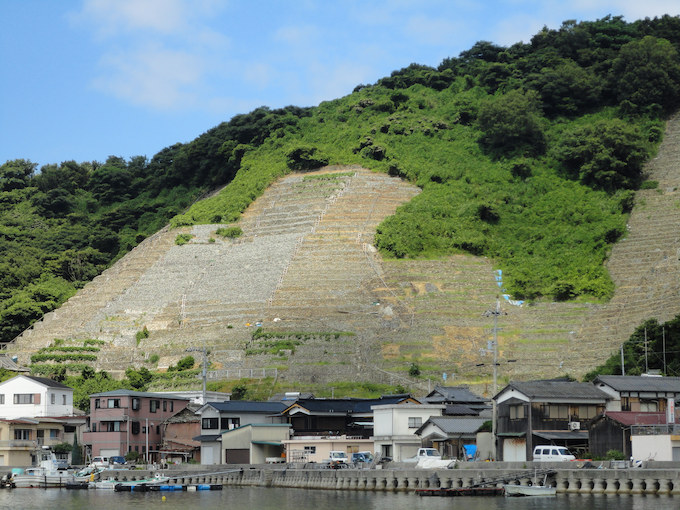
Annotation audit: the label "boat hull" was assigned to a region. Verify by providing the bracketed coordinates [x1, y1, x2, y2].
[503, 484, 556, 497]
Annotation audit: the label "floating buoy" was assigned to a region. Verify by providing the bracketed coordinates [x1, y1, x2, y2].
[162, 495, 166, 501]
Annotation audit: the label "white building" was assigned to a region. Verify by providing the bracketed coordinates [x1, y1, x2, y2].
[371, 403, 444, 461]
[0, 375, 74, 419]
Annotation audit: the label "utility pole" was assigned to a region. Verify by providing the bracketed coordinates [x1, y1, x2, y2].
[483, 298, 502, 461]
[620, 345, 625, 376]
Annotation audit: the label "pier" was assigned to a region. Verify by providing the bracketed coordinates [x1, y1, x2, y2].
[97, 462, 680, 495]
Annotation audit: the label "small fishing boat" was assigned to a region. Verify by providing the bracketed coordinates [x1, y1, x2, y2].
[90, 472, 169, 490]
[11, 447, 97, 489]
[503, 484, 557, 497]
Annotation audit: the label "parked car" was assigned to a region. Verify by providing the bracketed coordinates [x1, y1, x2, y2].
[350, 452, 374, 464]
[327, 451, 350, 468]
[403, 448, 442, 462]
[89, 456, 110, 468]
[110, 456, 126, 466]
[532, 445, 575, 462]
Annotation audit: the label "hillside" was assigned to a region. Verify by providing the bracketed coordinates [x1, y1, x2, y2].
[3, 16, 680, 391]
[6, 112, 680, 389]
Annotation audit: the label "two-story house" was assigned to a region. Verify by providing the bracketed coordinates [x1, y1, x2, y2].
[494, 379, 609, 461]
[195, 401, 287, 465]
[0, 375, 85, 466]
[83, 389, 189, 463]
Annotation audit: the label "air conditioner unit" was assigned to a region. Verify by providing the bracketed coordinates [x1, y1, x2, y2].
[568, 421, 581, 431]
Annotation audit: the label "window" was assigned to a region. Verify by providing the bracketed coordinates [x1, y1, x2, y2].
[14, 429, 31, 440]
[51, 394, 55, 405]
[50, 429, 59, 439]
[132, 398, 140, 411]
[0, 394, 4, 404]
[156, 425, 160, 434]
[510, 404, 525, 420]
[107, 399, 120, 408]
[640, 400, 658, 412]
[202, 418, 219, 429]
[221, 418, 240, 430]
[541, 404, 569, 419]
[150, 400, 160, 413]
[304, 446, 316, 454]
[163, 400, 167, 412]
[170, 401, 174, 412]
[14, 394, 34, 404]
[94, 399, 100, 409]
[577, 405, 598, 419]
[62, 395, 66, 405]
[407, 417, 422, 428]
[91, 423, 97, 432]
[131, 422, 140, 435]
[105, 422, 121, 432]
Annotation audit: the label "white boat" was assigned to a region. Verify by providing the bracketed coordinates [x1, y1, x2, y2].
[12, 447, 96, 488]
[503, 483, 557, 496]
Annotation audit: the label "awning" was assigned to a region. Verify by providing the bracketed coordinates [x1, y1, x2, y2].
[192, 434, 221, 442]
[533, 431, 588, 441]
[497, 431, 526, 437]
[251, 441, 282, 446]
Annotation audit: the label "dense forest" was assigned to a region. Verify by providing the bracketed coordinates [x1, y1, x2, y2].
[2, 14, 680, 352]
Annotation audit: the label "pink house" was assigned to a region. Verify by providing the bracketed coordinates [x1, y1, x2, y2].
[83, 390, 189, 462]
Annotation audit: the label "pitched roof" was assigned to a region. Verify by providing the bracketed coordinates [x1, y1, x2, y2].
[602, 412, 667, 426]
[594, 375, 680, 393]
[283, 395, 418, 415]
[444, 404, 480, 416]
[206, 401, 287, 414]
[89, 389, 189, 400]
[500, 380, 608, 401]
[23, 375, 72, 390]
[417, 416, 488, 435]
[424, 386, 488, 404]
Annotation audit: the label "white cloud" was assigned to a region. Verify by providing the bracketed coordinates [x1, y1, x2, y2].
[403, 15, 465, 46]
[93, 45, 205, 111]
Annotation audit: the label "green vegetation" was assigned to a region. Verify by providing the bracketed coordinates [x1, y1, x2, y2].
[135, 326, 149, 344]
[584, 314, 680, 380]
[174, 233, 193, 245]
[2, 15, 680, 348]
[215, 226, 243, 238]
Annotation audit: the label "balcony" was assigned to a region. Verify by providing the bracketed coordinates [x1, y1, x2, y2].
[631, 424, 680, 435]
[0, 440, 37, 449]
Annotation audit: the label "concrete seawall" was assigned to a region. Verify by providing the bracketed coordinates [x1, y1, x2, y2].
[103, 464, 680, 495]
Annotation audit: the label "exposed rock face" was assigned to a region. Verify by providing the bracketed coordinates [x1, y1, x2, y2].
[7, 116, 680, 387]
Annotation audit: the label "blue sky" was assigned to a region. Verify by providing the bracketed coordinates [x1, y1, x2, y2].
[1, 1, 679, 169]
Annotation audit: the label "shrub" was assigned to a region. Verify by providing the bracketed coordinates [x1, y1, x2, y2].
[174, 233, 193, 245]
[135, 326, 149, 344]
[285, 146, 330, 170]
[215, 226, 243, 238]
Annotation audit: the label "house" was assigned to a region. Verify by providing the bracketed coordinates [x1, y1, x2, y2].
[221, 423, 291, 464]
[160, 403, 202, 464]
[422, 385, 491, 416]
[371, 403, 445, 461]
[415, 415, 492, 460]
[589, 411, 666, 458]
[630, 421, 680, 461]
[0, 375, 74, 419]
[281, 394, 418, 438]
[83, 390, 189, 462]
[194, 401, 287, 465]
[593, 375, 680, 416]
[0, 375, 85, 466]
[495, 379, 609, 461]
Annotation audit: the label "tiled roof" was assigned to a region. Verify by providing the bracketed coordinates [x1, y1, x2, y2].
[594, 375, 680, 393]
[502, 380, 609, 400]
[89, 389, 189, 400]
[419, 416, 488, 435]
[207, 401, 286, 414]
[603, 412, 667, 426]
[424, 385, 488, 404]
[284, 395, 416, 414]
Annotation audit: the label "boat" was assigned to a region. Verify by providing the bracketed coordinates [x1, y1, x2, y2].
[503, 484, 557, 497]
[90, 472, 169, 490]
[11, 446, 98, 488]
[503, 470, 556, 497]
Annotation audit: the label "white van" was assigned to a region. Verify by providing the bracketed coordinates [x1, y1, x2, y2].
[533, 445, 575, 462]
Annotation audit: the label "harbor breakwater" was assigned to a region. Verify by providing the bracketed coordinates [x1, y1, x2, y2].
[98, 463, 680, 496]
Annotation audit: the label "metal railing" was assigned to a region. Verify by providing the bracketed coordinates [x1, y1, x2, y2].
[631, 424, 680, 435]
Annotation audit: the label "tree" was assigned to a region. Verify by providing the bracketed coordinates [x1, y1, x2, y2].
[0, 159, 36, 191]
[553, 118, 648, 191]
[610, 35, 680, 114]
[477, 89, 546, 157]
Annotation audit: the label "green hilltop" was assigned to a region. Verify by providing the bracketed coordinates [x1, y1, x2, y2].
[2, 13, 680, 351]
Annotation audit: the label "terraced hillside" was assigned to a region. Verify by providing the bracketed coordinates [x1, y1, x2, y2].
[6, 112, 680, 388]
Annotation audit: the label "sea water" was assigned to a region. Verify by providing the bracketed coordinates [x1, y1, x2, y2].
[0, 486, 676, 510]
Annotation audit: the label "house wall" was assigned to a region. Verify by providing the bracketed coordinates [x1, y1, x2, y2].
[631, 434, 680, 461]
[221, 425, 291, 464]
[84, 393, 188, 460]
[589, 418, 628, 458]
[0, 376, 73, 418]
[372, 404, 444, 461]
[282, 436, 373, 463]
